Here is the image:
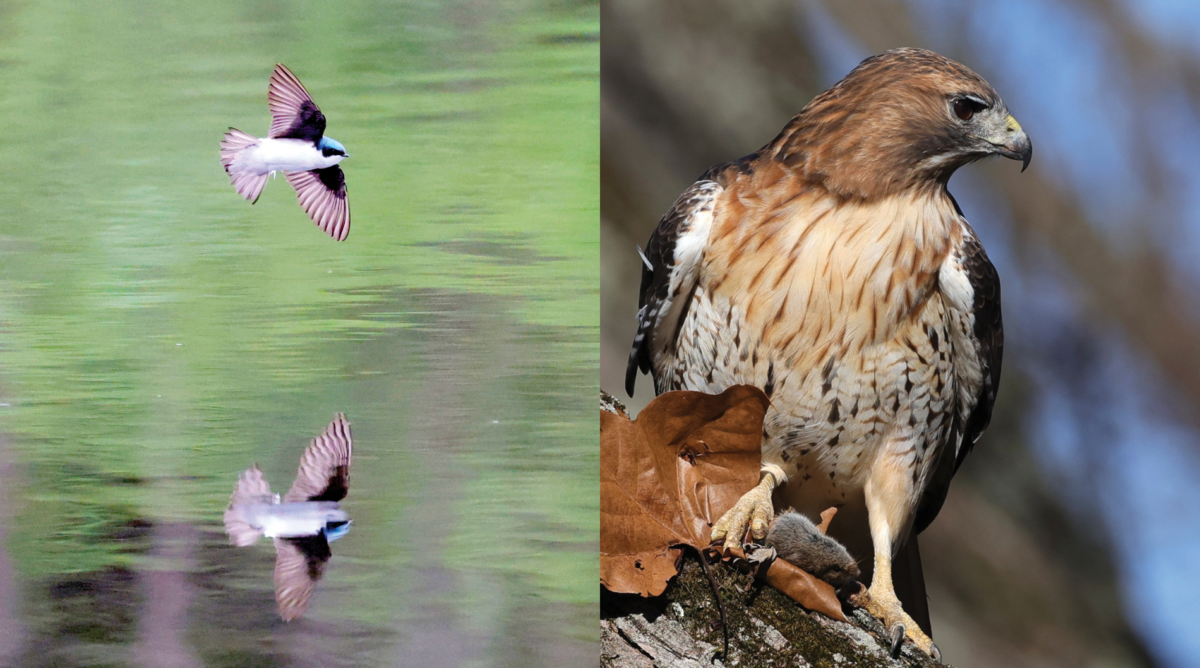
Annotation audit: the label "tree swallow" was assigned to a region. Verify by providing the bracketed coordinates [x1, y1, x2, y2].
[220, 64, 351, 241]
[224, 413, 353, 621]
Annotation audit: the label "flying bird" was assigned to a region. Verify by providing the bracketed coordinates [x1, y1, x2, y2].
[220, 64, 351, 241]
[625, 48, 1029, 658]
[224, 413, 353, 621]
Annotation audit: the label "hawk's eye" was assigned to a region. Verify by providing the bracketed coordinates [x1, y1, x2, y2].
[953, 97, 984, 122]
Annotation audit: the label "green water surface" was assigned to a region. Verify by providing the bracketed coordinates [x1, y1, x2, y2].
[0, 1, 598, 666]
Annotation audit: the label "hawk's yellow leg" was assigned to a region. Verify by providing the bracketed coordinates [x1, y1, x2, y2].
[863, 468, 940, 660]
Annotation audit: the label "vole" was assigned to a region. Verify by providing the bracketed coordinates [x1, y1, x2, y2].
[765, 510, 861, 591]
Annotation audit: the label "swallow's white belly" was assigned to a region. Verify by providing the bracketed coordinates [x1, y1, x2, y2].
[235, 138, 344, 174]
[248, 501, 348, 538]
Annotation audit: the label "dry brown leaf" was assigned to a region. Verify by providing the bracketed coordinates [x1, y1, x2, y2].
[711, 545, 848, 622]
[761, 554, 849, 622]
[600, 386, 769, 596]
[816, 507, 838, 534]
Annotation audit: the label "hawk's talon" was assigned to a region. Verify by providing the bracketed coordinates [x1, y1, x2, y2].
[930, 644, 942, 662]
[888, 624, 905, 659]
[710, 474, 776, 550]
[863, 585, 937, 659]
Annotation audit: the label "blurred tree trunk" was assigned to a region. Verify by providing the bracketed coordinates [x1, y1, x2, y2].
[0, 436, 25, 667]
[133, 523, 202, 668]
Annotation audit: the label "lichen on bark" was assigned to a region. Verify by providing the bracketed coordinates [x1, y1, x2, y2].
[602, 553, 946, 668]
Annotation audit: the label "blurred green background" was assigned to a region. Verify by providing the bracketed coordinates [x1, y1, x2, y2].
[0, 0, 597, 666]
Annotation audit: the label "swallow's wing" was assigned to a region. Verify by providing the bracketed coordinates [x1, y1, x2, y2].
[285, 167, 350, 241]
[268, 64, 326, 142]
[224, 465, 273, 546]
[273, 535, 331, 621]
[284, 413, 352, 503]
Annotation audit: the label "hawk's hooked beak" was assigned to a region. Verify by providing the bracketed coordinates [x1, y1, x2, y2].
[989, 113, 1032, 172]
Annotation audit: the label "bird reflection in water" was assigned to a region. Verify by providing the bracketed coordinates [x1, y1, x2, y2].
[223, 413, 353, 621]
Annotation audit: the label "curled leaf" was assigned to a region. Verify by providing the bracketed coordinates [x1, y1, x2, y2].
[712, 545, 848, 622]
[761, 554, 848, 622]
[816, 507, 838, 534]
[600, 386, 769, 596]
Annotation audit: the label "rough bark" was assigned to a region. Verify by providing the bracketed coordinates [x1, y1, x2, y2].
[602, 555, 945, 668]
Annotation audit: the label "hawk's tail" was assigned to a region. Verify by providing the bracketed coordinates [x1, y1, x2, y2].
[220, 128, 269, 204]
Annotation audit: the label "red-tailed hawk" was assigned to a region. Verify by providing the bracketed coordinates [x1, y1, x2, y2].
[625, 48, 1028, 658]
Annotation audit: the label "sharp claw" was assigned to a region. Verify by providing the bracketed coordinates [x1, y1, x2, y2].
[750, 518, 769, 540]
[930, 644, 942, 662]
[889, 624, 905, 659]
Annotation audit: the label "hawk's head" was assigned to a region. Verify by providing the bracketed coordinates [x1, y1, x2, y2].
[775, 48, 1032, 199]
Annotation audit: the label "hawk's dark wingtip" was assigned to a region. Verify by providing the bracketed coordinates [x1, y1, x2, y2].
[624, 350, 638, 398]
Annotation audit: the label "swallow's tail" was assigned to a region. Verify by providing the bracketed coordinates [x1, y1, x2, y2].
[220, 128, 269, 204]
[224, 465, 272, 546]
[224, 505, 265, 546]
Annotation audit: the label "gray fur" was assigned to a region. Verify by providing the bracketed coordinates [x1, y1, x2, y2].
[765, 511, 861, 590]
